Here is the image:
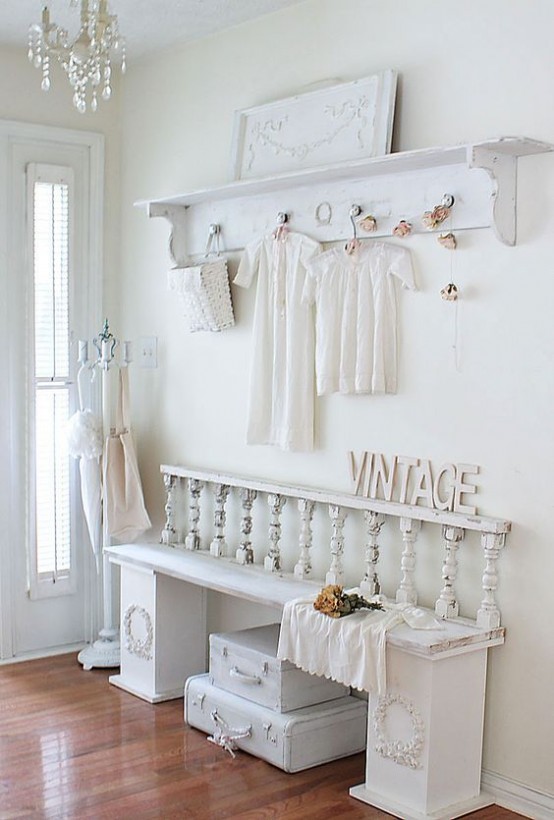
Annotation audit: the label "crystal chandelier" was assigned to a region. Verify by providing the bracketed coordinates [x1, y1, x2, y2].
[28, 0, 126, 113]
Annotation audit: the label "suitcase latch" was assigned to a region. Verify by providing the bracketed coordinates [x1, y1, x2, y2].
[262, 721, 277, 745]
[193, 693, 206, 710]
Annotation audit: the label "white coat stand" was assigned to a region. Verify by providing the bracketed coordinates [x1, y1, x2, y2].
[78, 320, 131, 670]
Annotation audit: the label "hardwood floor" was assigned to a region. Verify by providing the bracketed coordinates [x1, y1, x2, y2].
[0, 654, 524, 819]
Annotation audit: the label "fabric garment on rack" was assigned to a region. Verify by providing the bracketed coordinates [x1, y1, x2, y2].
[234, 231, 321, 451]
[103, 367, 151, 541]
[302, 242, 416, 395]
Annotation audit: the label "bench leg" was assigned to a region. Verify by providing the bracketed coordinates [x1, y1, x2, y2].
[110, 563, 207, 703]
[350, 645, 494, 819]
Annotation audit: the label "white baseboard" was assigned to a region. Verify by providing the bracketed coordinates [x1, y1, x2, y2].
[482, 770, 554, 820]
[0, 643, 84, 666]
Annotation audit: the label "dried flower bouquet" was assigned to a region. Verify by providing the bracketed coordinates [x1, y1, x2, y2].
[313, 584, 384, 618]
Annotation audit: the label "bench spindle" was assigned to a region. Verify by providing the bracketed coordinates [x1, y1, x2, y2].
[476, 532, 506, 628]
[185, 478, 203, 551]
[294, 498, 315, 579]
[396, 517, 421, 605]
[326, 504, 346, 585]
[161, 472, 177, 545]
[210, 483, 230, 557]
[360, 511, 385, 598]
[435, 525, 464, 618]
[265, 493, 286, 572]
[236, 488, 257, 565]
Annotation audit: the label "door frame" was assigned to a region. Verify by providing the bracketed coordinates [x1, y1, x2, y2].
[0, 119, 104, 659]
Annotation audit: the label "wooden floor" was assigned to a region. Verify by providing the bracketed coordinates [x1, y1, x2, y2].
[0, 654, 524, 820]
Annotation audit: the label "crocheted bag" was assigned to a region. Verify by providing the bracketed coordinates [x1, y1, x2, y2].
[168, 257, 235, 332]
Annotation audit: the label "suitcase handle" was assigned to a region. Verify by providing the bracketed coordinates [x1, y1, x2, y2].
[229, 666, 261, 685]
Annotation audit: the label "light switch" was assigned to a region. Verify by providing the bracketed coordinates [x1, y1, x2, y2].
[138, 336, 157, 368]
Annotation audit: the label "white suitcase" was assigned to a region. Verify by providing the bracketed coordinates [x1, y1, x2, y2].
[209, 623, 348, 712]
[185, 673, 367, 773]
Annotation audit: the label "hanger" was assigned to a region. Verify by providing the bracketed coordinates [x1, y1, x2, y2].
[345, 204, 362, 255]
[273, 211, 289, 241]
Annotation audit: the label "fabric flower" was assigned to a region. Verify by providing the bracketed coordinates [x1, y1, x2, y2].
[392, 220, 412, 238]
[422, 205, 450, 230]
[359, 214, 377, 233]
[440, 282, 458, 302]
[438, 232, 457, 250]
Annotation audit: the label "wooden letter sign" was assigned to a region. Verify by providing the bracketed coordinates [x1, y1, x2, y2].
[349, 451, 480, 515]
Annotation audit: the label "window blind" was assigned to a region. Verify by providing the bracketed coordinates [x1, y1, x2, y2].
[29, 167, 74, 590]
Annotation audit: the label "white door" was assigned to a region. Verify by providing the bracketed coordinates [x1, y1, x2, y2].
[0, 123, 103, 658]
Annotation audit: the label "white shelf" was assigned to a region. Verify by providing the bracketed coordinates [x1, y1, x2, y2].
[135, 137, 553, 260]
[137, 137, 551, 209]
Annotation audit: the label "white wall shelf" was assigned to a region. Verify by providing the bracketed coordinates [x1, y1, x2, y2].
[135, 137, 553, 263]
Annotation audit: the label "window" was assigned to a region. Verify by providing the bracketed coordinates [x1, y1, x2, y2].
[27, 164, 76, 598]
[0, 122, 103, 658]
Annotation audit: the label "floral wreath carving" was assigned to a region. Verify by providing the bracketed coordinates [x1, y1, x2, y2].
[373, 693, 425, 769]
[123, 604, 153, 661]
[246, 95, 369, 170]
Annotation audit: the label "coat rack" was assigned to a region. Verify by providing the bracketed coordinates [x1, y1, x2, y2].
[77, 319, 132, 671]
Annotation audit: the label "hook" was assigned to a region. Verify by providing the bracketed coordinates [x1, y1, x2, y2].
[345, 204, 363, 254]
[205, 223, 221, 257]
[442, 194, 455, 209]
[276, 212, 289, 225]
[93, 318, 117, 367]
[349, 204, 362, 241]
[315, 201, 332, 226]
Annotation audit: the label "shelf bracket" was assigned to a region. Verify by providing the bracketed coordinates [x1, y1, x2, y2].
[148, 202, 189, 266]
[468, 146, 517, 246]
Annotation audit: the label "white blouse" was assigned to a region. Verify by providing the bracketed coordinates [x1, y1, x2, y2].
[234, 231, 321, 451]
[303, 242, 416, 395]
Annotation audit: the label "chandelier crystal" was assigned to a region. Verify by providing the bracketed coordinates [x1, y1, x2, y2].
[28, 0, 126, 113]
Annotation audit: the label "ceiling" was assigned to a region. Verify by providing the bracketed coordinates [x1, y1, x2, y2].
[3, 0, 307, 59]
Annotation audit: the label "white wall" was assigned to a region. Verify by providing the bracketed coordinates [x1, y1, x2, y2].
[117, 0, 554, 798]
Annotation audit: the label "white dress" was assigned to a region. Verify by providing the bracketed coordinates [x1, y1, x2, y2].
[302, 242, 416, 395]
[234, 231, 321, 451]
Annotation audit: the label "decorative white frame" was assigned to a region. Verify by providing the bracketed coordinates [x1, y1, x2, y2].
[230, 71, 397, 180]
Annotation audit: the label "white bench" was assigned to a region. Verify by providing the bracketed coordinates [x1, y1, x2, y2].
[106, 464, 510, 820]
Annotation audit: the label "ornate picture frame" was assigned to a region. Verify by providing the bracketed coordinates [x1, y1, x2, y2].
[230, 71, 397, 181]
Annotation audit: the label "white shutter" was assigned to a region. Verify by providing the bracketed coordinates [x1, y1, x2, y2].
[27, 164, 76, 598]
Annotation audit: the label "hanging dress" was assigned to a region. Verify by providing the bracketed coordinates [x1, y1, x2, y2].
[234, 231, 321, 451]
[302, 242, 416, 395]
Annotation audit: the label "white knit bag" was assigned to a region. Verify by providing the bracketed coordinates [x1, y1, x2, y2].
[169, 258, 235, 333]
